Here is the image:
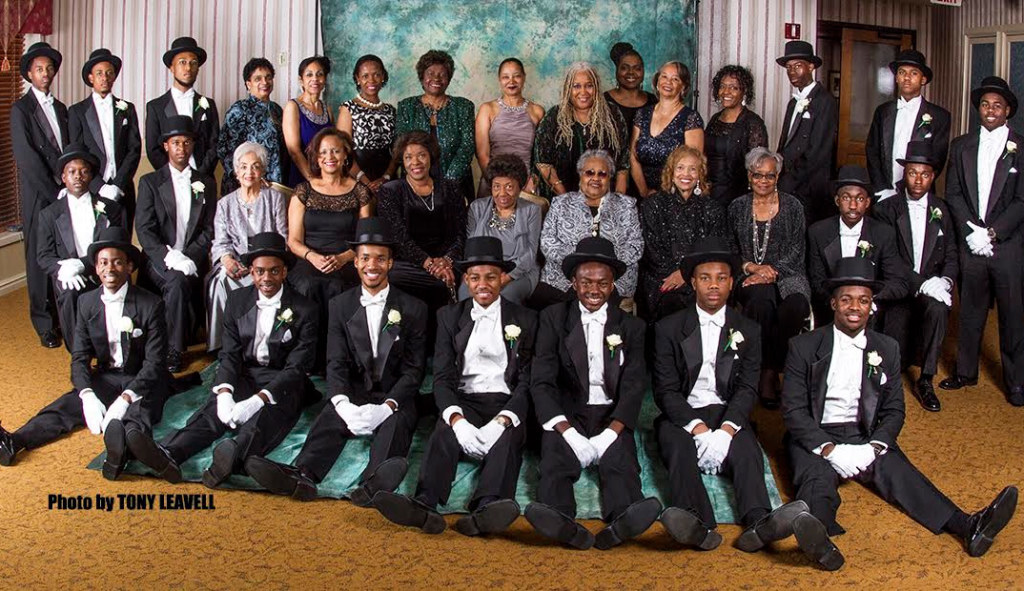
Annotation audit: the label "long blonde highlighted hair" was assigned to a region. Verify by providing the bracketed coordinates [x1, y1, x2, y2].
[661, 144, 709, 194]
[554, 62, 621, 153]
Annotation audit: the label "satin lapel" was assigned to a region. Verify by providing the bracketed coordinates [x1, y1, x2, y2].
[911, 102, 929, 141]
[157, 170, 178, 239]
[85, 100, 104, 154]
[192, 94, 203, 125]
[346, 301, 374, 376]
[112, 96, 124, 158]
[780, 99, 797, 148]
[824, 235, 843, 274]
[454, 301, 474, 369]
[375, 291, 401, 374]
[987, 149, 1013, 220]
[681, 317, 703, 395]
[55, 205, 77, 258]
[895, 198, 914, 262]
[91, 295, 111, 366]
[33, 103, 59, 149]
[184, 172, 203, 244]
[858, 335, 881, 432]
[602, 307, 623, 396]
[238, 295, 260, 361]
[715, 312, 737, 394]
[881, 102, 897, 171]
[564, 309, 589, 392]
[120, 289, 136, 369]
[921, 193, 940, 270]
[162, 93, 178, 119]
[265, 289, 294, 361]
[962, 134, 981, 217]
[503, 302, 520, 385]
[810, 331, 834, 425]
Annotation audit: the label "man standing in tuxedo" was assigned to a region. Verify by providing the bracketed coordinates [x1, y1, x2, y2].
[245, 218, 427, 504]
[652, 237, 842, 569]
[776, 40, 838, 222]
[68, 48, 142, 235]
[145, 36, 219, 176]
[10, 41, 69, 348]
[525, 236, 661, 550]
[782, 256, 1017, 557]
[865, 50, 951, 202]
[807, 165, 909, 324]
[940, 77, 1024, 406]
[0, 227, 169, 473]
[135, 115, 216, 372]
[36, 145, 124, 351]
[127, 233, 318, 487]
[373, 236, 537, 537]
[874, 141, 957, 411]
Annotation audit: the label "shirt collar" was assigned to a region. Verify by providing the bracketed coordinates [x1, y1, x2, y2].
[579, 302, 608, 318]
[832, 325, 867, 349]
[360, 284, 390, 302]
[103, 281, 130, 300]
[30, 87, 53, 105]
[839, 218, 864, 236]
[980, 125, 1010, 144]
[171, 87, 195, 101]
[696, 304, 726, 327]
[257, 288, 284, 307]
[897, 95, 922, 110]
[170, 166, 193, 182]
[793, 81, 816, 100]
[92, 92, 112, 105]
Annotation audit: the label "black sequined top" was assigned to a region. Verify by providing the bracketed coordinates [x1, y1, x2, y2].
[705, 108, 769, 207]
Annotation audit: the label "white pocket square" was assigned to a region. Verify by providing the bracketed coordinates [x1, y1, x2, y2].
[201, 114, 207, 122]
[131, 328, 143, 338]
[938, 229, 944, 237]
[1011, 167, 1018, 174]
[801, 112, 811, 119]
[880, 373, 888, 386]
[395, 335, 400, 342]
[924, 133, 932, 139]
[281, 329, 292, 343]
[619, 350, 624, 366]
[121, 119, 128, 127]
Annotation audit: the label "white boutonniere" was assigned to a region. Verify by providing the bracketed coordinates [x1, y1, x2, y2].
[857, 240, 873, 257]
[196, 95, 209, 111]
[504, 324, 521, 345]
[724, 329, 744, 352]
[929, 207, 942, 223]
[866, 350, 882, 377]
[796, 98, 811, 114]
[115, 99, 128, 112]
[383, 309, 401, 332]
[1004, 140, 1018, 160]
[94, 200, 106, 219]
[191, 181, 205, 196]
[119, 316, 134, 334]
[274, 308, 294, 331]
[605, 334, 622, 359]
[917, 113, 932, 129]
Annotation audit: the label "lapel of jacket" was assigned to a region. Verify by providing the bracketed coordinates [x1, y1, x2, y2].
[779, 98, 797, 149]
[715, 309, 738, 395]
[120, 287, 137, 369]
[564, 304, 590, 394]
[375, 289, 402, 376]
[810, 329, 835, 426]
[987, 140, 1015, 219]
[881, 101, 897, 176]
[238, 289, 260, 360]
[680, 310, 703, 395]
[192, 93, 204, 126]
[824, 231, 843, 274]
[501, 299, 520, 386]
[111, 95, 126, 160]
[90, 291, 111, 366]
[893, 193, 915, 262]
[919, 192, 940, 271]
[156, 167, 178, 240]
[911, 100, 930, 142]
[84, 99, 106, 161]
[453, 300, 475, 370]
[55, 202, 77, 258]
[265, 288, 297, 362]
[858, 332, 882, 432]
[162, 91, 178, 119]
[93, 198, 114, 236]
[345, 292, 374, 377]
[602, 306, 623, 398]
[32, 99, 59, 149]
[183, 170, 204, 245]
[962, 133, 981, 217]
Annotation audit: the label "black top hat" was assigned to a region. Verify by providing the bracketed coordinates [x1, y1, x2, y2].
[888, 49, 933, 83]
[81, 48, 123, 86]
[971, 76, 1018, 118]
[895, 141, 939, 169]
[239, 232, 295, 267]
[58, 143, 101, 174]
[454, 236, 515, 274]
[680, 236, 742, 280]
[159, 115, 197, 143]
[561, 236, 627, 280]
[88, 226, 142, 267]
[776, 40, 822, 68]
[162, 36, 208, 69]
[20, 41, 62, 82]
[348, 217, 399, 250]
[831, 165, 872, 196]
[825, 257, 885, 293]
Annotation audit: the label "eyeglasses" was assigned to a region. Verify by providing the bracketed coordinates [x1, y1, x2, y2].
[583, 169, 609, 179]
[750, 172, 777, 181]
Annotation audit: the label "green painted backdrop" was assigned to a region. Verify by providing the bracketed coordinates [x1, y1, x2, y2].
[320, 0, 698, 111]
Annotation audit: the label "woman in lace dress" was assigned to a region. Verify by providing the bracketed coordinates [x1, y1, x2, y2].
[337, 54, 397, 193]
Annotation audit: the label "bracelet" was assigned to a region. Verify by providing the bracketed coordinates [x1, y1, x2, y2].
[356, 171, 365, 182]
[303, 250, 313, 261]
[382, 174, 391, 181]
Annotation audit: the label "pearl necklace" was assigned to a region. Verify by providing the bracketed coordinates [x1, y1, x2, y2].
[354, 94, 383, 108]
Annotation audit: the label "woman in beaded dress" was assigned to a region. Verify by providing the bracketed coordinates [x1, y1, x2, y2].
[727, 147, 810, 407]
[705, 65, 769, 209]
[217, 58, 287, 196]
[337, 54, 397, 193]
[284, 56, 335, 188]
[630, 61, 704, 198]
[474, 57, 545, 198]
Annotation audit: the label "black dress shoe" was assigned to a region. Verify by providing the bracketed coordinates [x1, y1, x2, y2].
[793, 512, 845, 571]
[373, 491, 446, 534]
[125, 428, 182, 483]
[967, 486, 1018, 557]
[939, 375, 978, 391]
[202, 439, 239, 489]
[0, 422, 19, 466]
[1006, 387, 1024, 407]
[348, 457, 409, 507]
[455, 499, 521, 536]
[524, 502, 594, 549]
[659, 506, 722, 550]
[244, 456, 318, 501]
[595, 497, 662, 550]
[39, 329, 61, 348]
[102, 420, 128, 480]
[167, 349, 184, 373]
[736, 500, 810, 552]
[914, 379, 941, 412]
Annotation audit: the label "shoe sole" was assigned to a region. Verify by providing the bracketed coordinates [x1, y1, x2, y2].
[969, 487, 1018, 557]
[125, 430, 181, 483]
[202, 440, 238, 489]
[736, 500, 809, 552]
[352, 457, 409, 507]
[524, 503, 594, 550]
[373, 491, 446, 534]
[596, 498, 662, 550]
[102, 421, 127, 480]
[455, 499, 521, 536]
[793, 512, 845, 571]
[245, 456, 305, 497]
[660, 507, 721, 550]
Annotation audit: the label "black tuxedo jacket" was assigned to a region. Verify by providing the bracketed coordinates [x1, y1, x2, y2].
[531, 301, 646, 430]
[945, 128, 1024, 247]
[873, 187, 958, 294]
[777, 82, 837, 207]
[68, 95, 142, 197]
[36, 194, 123, 277]
[214, 285, 318, 401]
[144, 90, 220, 176]
[807, 215, 909, 305]
[326, 286, 427, 409]
[782, 326, 904, 452]
[865, 98, 951, 193]
[9, 91, 70, 211]
[652, 306, 761, 429]
[70, 284, 168, 396]
[135, 165, 216, 270]
[433, 298, 538, 421]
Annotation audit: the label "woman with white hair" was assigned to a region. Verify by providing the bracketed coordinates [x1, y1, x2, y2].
[206, 141, 289, 350]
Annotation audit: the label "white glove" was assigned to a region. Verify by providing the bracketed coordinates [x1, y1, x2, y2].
[698, 429, 733, 475]
[360, 403, 394, 432]
[100, 396, 130, 433]
[164, 248, 187, 268]
[98, 184, 122, 201]
[848, 444, 877, 472]
[216, 392, 235, 425]
[60, 274, 88, 291]
[164, 249, 199, 277]
[57, 258, 86, 281]
[228, 395, 265, 429]
[825, 444, 862, 479]
[692, 429, 713, 459]
[977, 243, 995, 257]
[330, 395, 371, 435]
[965, 221, 992, 252]
[79, 389, 107, 435]
[919, 277, 952, 306]
[476, 420, 507, 455]
[562, 427, 599, 468]
[452, 419, 486, 460]
[588, 428, 619, 463]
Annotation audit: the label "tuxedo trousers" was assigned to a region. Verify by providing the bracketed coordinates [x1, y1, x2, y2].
[294, 399, 418, 484]
[144, 260, 204, 353]
[882, 293, 949, 375]
[655, 406, 771, 528]
[415, 391, 526, 510]
[537, 404, 642, 523]
[954, 249, 1024, 389]
[13, 370, 165, 450]
[787, 423, 958, 537]
[22, 195, 57, 335]
[51, 276, 100, 352]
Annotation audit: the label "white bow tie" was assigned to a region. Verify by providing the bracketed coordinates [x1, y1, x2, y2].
[581, 308, 607, 326]
[839, 334, 867, 350]
[360, 293, 386, 307]
[471, 305, 499, 322]
[95, 95, 111, 105]
[840, 227, 861, 237]
[897, 98, 919, 111]
[172, 89, 195, 101]
[38, 94, 53, 106]
[101, 291, 125, 305]
[907, 198, 928, 210]
[698, 314, 724, 328]
[171, 168, 192, 183]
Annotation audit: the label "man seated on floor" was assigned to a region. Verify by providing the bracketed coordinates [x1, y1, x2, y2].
[782, 256, 1018, 558]
[246, 218, 427, 504]
[0, 227, 169, 472]
[525, 236, 661, 550]
[126, 232, 318, 487]
[651, 237, 842, 570]
[373, 236, 537, 536]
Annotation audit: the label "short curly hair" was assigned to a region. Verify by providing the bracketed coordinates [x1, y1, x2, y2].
[305, 128, 353, 178]
[712, 64, 756, 105]
[352, 54, 388, 89]
[415, 49, 455, 82]
[485, 154, 528, 188]
[391, 131, 441, 175]
[242, 58, 274, 83]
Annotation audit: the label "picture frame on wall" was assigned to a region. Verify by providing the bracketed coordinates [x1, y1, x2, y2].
[829, 70, 841, 98]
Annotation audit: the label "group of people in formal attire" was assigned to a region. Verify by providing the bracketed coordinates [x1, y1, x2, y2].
[3, 34, 1021, 568]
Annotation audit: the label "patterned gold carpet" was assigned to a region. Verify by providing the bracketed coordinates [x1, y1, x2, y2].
[1, 287, 1022, 589]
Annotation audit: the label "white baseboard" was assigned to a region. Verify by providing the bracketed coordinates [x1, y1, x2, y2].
[0, 272, 26, 297]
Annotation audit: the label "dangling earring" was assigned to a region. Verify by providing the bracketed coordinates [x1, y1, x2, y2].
[694, 184, 703, 196]
[741, 98, 747, 107]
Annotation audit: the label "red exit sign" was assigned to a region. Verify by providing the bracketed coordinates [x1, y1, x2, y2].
[785, 23, 802, 39]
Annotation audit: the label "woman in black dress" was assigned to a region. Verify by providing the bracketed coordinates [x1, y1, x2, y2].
[705, 65, 769, 209]
[337, 54, 397, 194]
[604, 42, 656, 132]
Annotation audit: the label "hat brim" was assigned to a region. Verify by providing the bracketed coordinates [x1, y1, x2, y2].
[825, 277, 885, 293]
[159, 129, 198, 144]
[88, 240, 142, 267]
[561, 253, 626, 280]
[347, 239, 399, 251]
[888, 60, 933, 83]
[20, 47, 63, 82]
[58, 151, 101, 174]
[831, 180, 873, 196]
[971, 87, 1019, 118]
[81, 55, 123, 86]
[239, 248, 296, 268]
[453, 258, 516, 274]
[162, 46, 208, 69]
[681, 251, 742, 280]
[895, 156, 939, 169]
[776, 54, 822, 68]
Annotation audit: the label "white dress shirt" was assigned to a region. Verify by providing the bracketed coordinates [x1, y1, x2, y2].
[978, 125, 1010, 222]
[253, 289, 282, 366]
[906, 194, 929, 273]
[891, 96, 921, 188]
[31, 87, 63, 151]
[91, 92, 118, 182]
[541, 302, 614, 432]
[787, 81, 817, 137]
[839, 218, 864, 257]
[360, 285, 390, 358]
[170, 87, 199, 169]
[169, 166, 193, 251]
[61, 189, 97, 257]
[822, 327, 865, 424]
[102, 281, 129, 369]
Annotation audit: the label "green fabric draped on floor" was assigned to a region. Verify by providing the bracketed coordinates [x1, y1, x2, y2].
[88, 364, 783, 521]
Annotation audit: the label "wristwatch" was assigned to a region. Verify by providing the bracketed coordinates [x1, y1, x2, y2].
[988, 227, 998, 241]
[494, 415, 512, 429]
